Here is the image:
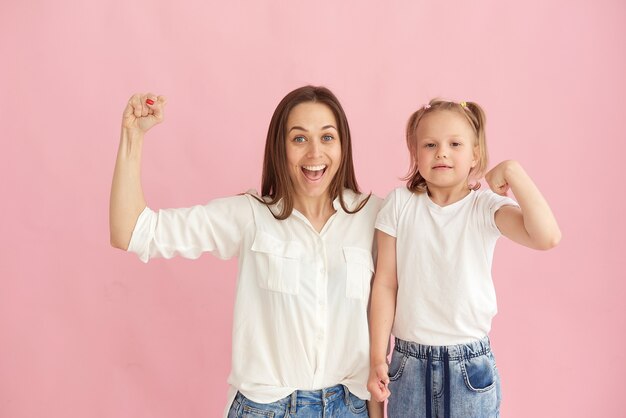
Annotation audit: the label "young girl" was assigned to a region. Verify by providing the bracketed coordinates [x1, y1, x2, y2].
[367, 99, 561, 418]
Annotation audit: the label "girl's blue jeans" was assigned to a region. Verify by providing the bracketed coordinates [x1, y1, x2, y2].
[387, 336, 501, 418]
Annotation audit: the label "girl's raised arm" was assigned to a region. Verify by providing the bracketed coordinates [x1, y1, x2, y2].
[109, 93, 166, 250]
[487, 160, 561, 250]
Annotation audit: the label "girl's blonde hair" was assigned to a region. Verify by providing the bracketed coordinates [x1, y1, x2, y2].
[403, 99, 489, 193]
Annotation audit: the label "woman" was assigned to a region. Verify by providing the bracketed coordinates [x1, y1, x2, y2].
[110, 86, 383, 417]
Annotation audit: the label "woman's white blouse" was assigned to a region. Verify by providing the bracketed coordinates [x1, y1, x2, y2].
[127, 190, 381, 413]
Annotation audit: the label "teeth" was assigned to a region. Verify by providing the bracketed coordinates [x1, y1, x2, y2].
[302, 164, 326, 171]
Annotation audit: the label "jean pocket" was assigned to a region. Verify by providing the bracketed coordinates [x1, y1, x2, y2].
[343, 247, 374, 300]
[388, 351, 409, 382]
[460, 353, 497, 392]
[251, 230, 302, 295]
[240, 405, 275, 417]
[229, 394, 278, 418]
[347, 392, 368, 414]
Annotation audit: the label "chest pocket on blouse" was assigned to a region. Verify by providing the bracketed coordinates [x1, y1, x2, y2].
[343, 247, 375, 300]
[251, 231, 302, 295]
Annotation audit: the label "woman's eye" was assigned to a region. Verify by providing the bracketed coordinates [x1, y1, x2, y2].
[322, 135, 334, 142]
[293, 136, 306, 143]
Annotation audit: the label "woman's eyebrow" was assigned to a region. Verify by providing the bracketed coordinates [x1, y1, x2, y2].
[288, 125, 337, 133]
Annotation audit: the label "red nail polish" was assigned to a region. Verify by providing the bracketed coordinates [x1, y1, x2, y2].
[146, 99, 155, 105]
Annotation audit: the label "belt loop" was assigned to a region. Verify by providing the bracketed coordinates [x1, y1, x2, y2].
[234, 392, 243, 416]
[342, 385, 350, 406]
[290, 391, 297, 414]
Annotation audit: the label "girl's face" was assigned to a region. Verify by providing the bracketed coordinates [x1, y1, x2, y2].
[415, 110, 478, 193]
[285, 101, 342, 204]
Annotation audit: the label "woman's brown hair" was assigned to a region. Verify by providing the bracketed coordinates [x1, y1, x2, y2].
[255, 85, 368, 219]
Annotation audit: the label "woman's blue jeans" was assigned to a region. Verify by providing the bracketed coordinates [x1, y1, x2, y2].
[228, 384, 369, 417]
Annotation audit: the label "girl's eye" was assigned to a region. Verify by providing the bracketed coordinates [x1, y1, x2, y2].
[293, 136, 306, 143]
[451, 142, 461, 147]
[322, 134, 334, 142]
[425, 143, 436, 148]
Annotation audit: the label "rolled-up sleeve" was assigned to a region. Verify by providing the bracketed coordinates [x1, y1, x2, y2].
[127, 194, 254, 263]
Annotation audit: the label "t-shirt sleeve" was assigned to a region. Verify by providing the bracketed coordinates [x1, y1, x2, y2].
[127, 194, 254, 263]
[479, 190, 520, 235]
[375, 188, 403, 238]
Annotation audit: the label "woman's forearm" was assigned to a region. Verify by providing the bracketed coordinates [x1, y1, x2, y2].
[109, 128, 147, 250]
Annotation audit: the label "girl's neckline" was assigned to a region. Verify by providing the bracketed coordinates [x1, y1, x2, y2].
[424, 189, 475, 211]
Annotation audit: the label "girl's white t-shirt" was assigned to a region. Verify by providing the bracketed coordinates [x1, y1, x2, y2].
[375, 187, 518, 346]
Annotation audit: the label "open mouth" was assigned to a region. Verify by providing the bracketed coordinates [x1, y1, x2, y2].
[301, 164, 327, 181]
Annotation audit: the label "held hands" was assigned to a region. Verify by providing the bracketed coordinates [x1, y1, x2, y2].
[484, 160, 524, 196]
[122, 93, 167, 135]
[367, 362, 391, 402]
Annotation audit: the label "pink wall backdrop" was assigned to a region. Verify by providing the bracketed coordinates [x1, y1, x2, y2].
[1, 0, 624, 417]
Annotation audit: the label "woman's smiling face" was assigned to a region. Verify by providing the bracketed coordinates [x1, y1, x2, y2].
[285, 101, 342, 203]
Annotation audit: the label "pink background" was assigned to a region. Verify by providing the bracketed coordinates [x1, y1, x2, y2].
[1, 1, 624, 417]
